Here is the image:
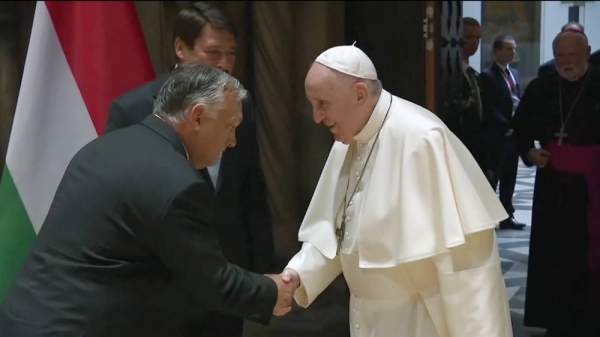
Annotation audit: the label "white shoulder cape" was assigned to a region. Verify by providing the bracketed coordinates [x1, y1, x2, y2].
[297, 90, 509, 268]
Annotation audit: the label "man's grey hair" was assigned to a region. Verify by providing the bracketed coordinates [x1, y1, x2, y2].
[153, 62, 247, 123]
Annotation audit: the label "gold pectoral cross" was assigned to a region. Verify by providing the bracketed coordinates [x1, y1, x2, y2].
[555, 126, 568, 145]
[335, 220, 346, 256]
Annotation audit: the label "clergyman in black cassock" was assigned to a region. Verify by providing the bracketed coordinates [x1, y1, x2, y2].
[511, 31, 600, 336]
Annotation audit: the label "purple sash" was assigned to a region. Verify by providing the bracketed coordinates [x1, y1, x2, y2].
[546, 141, 600, 311]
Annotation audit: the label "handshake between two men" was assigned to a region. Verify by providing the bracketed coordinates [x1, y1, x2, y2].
[266, 268, 301, 316]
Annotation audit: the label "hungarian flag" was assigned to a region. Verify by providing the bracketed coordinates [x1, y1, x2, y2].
[0, 1, 155, 300]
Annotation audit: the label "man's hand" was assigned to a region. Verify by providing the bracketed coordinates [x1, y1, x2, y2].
[265, 273, 297, 316]
[527, 148, 551, 168]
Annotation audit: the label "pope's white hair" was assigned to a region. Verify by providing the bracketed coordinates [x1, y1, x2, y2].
[333, 69, 382, 96]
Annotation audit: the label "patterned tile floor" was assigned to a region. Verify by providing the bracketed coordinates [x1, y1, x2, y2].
[498, 160, 545, 337]
[245, 160, 542, 337]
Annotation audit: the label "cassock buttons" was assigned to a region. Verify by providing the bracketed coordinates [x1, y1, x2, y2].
[355, 171, 360, 178]
[353, 308, 357, 314]
[345, 216, 351, 222]
[355, 323, 360, 329]
[357, 156, 362, 161]
[345, 231, 349, 238]
[349, 200, 354, 206]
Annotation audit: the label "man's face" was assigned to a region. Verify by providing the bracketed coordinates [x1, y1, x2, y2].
[305, 63, 360, 145]
[495, 39, 517, 65]
[463, 24, 481, 58]
[176, 24, 237, 74]
[554, 33, 591, 81]
[185, 90, 242, 169]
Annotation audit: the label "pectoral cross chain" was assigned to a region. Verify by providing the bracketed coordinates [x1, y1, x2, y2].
[334, 95, 394, 257]
[556, 70, 589, 146]
[554, 126, 568, 145]
[336, 220, 346, 255]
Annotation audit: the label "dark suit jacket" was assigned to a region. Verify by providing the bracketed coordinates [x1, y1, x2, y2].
[479, 63, 521, 169]
[538, 49, 600, 77]
[444, 68, 488, 172]
[0, 115, 277, 337]
[480, 63, 521, 135]
[106, 74, 275, 275]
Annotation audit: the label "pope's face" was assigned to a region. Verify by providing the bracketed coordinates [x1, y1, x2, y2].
[305, 63, 360, 144]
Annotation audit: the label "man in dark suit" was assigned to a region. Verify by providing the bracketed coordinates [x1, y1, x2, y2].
[105, 4, 274, 336]
[479, 33, 526, 230]
[0, 63, 294, 337]
[445, 17, 489, 177]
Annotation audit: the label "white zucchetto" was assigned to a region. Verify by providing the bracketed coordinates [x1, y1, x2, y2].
[314, 43, 378, 81]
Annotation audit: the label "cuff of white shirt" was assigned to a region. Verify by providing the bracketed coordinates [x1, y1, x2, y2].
[286, 259, 311, 308]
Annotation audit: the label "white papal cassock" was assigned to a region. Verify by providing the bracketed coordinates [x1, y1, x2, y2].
[286, 89, 513, 337]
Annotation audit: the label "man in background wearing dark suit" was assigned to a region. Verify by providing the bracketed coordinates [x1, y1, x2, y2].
[537, 22, 600, 77]
[0, 63, 294, 337]
[480, 34, 526, 230]
[445, 17, 489, 178]
[105, 4, 274, 336]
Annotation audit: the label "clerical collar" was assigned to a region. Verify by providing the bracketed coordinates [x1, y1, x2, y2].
[353, 89, 392, 142]
[152, 114, 190, 160]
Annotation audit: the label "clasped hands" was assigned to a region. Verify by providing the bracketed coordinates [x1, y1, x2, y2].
[527, 148, 550, 168]
[265, 268, 300, 316]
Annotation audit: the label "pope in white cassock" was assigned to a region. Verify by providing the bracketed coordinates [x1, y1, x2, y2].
[281, 44, 514, 337]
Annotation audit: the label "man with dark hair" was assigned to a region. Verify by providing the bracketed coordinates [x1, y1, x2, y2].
[479, 33, 526, 230]
[104, 2, 275, 337]
[537, 22, 600, 77]
[444, 17, 488, 178]
[0, 63, 294, 337]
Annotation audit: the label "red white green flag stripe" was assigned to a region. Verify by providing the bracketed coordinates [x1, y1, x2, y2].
[0, 1, 155, 301]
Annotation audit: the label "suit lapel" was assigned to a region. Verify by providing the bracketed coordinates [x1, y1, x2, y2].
[493, 63, 522, 98]
[215, 166, 223, 192]
[199, 168, 216, 193]
[513, 69, 521, 97]
[492, 63, 511, 97]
